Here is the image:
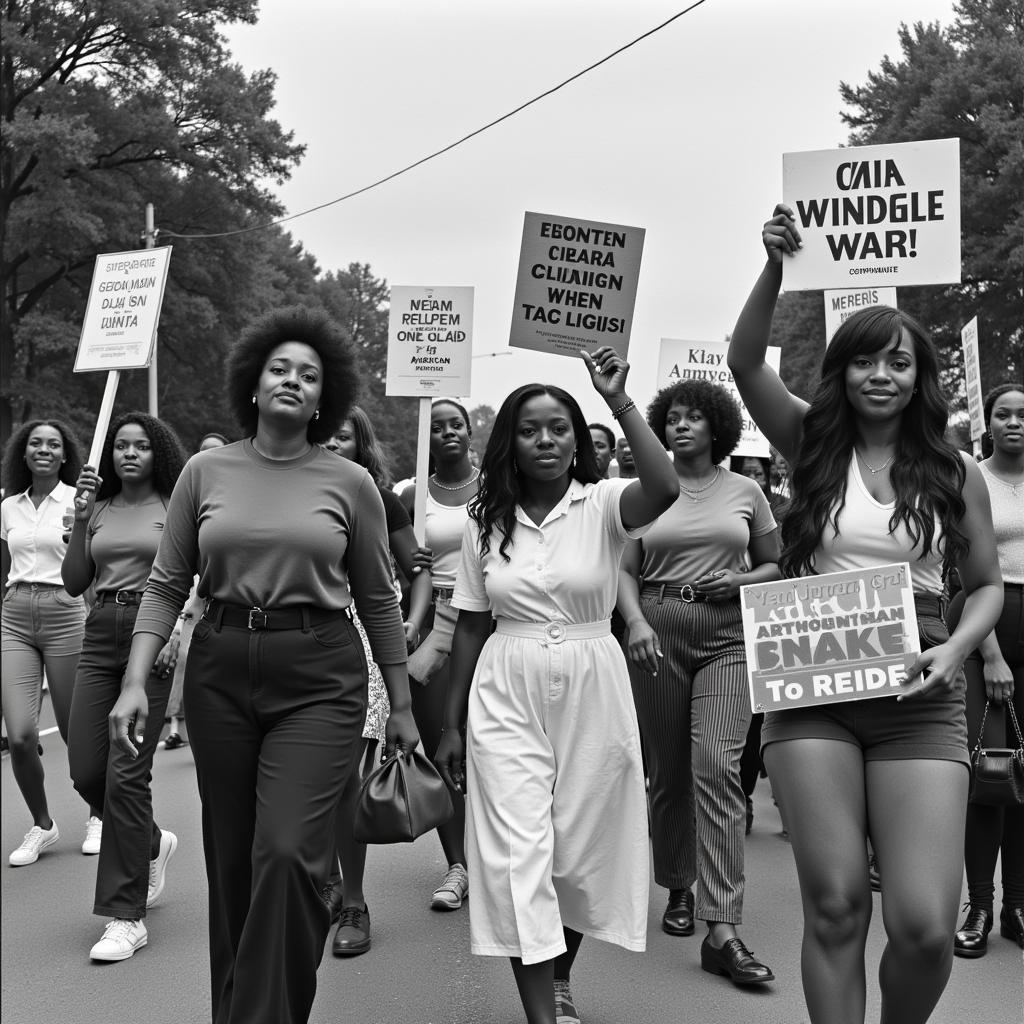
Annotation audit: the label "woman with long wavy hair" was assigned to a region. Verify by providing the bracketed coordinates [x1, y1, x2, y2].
[726, 204, 1003, 1024]
[62, 411, 187, 961]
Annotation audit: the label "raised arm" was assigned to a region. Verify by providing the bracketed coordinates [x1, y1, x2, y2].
[728, 204, 810, 464]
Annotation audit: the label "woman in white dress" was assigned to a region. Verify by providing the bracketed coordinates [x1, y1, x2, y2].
[436, 347, 678, 1024]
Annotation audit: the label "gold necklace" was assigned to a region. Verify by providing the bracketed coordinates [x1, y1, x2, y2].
[430, 468, 479, 491]
[678, 466, 720, 501]
[857, 449, 896, 475]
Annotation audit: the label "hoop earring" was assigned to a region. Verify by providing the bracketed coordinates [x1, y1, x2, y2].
[314, 409, 320, 421]
[251, 395, 257, 405]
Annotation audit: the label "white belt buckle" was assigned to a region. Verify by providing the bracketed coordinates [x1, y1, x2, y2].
[544, 621, 566, 644]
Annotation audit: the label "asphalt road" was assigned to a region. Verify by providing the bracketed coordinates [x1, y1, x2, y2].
[2, 706, 1019, 1024]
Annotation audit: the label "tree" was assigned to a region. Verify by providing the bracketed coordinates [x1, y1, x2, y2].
[1, 0, 305, 442]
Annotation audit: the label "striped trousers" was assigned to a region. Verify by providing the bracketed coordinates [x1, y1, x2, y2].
[628, 593, 751, 923]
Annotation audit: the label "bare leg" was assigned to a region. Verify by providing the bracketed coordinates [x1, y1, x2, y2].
[510, 958, 555, 1024]
[553, 927, 582, 981]
[764, 739, 872, 1024]
[866, 759, 968, 1024]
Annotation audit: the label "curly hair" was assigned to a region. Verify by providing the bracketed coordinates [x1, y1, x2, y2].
[470, 384, 600, 562]
[981, 382, 1024, 459]
[95, 412, 187, 500]
[781, 306, 967, 578]
[645, 379, 743, 464]
[225, 305, 361, 444]
[339, 405, 393, 488]
[1, 420, 84, 495]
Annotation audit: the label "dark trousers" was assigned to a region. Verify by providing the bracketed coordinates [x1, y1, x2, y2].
[185, 610, 367, 1024]
[68, 601, 169, 918]
[948, 584, 1024, 909]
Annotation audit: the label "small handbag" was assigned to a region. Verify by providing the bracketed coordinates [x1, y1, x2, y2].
[968, 700, 1024, 807]
[353, 748, 454, 844]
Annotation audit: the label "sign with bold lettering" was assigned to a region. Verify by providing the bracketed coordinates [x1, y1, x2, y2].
[656, 339, 781, 457]
[509, 211, 645, 360]
[824, 287, 897, 343]
[75, 247, 172, 371]
[740, 563, 920, 713]
[783, 138, 961, 290]
[386, 286, 474, 397]
[961, 316, 984, 441]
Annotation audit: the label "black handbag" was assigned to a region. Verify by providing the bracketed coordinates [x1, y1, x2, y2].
[968, 701, 1024, 807]
[353, 748, 454, 844]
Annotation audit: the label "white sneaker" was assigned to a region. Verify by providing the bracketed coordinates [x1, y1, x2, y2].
[81, 816, 103, 855]
[554, 978, 581, 1024]
[430, 863, 469, 910]
[9, 822, 59, 866]
[89, 919, 147, 961]
[147, 829, 177, 907]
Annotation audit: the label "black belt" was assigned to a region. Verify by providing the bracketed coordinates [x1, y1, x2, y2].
[204, 599, 351, 631]
[95, 589, 145, 606]
[642, 583, 722, 604]
[913, 593, 944, 619]
[1005, 582, 1024, 592]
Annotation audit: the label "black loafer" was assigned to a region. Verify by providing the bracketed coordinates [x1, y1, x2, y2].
[700, 936, 775, 986]
[662, 888, 695, 936]
[953, 905, 992, 958]
[1000, 905, 1024, 949]
[332, 905, 371, 957]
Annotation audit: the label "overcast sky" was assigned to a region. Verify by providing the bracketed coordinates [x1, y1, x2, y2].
[225, 0, 958, 427]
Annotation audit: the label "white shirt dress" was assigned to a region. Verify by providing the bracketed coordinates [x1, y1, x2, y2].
[452, 478, 650, 964]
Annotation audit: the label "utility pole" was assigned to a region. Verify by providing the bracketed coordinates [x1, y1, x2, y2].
[142, 203, 158, 415]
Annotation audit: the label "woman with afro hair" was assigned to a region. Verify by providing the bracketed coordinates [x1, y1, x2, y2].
[62, 411, 187, 961]
[109, 307, 419, 1024]
[727, 205, 1001, 1024]
[2, 419, 86, 867]
[617, 378, 781, 987]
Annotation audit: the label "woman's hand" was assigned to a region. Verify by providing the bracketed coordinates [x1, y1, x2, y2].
[435, 728, 466, 794]
[383, 705, 420, 761]
[108, 684, 149, 759]
[899, 641, 965, 702]
[695, 568, 740, 601]
[762, 204, 802, 263]
[73, 466, 102, 520]
[982, 652, 1014, 704]
[626, 618, 662, 675]
[403, 621, 420, 652]
[581, 346, 629, 403]
[410, 545, 433, 575]
[153, 636, 179, 679]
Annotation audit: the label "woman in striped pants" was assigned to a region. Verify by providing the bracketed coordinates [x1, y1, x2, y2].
[618, 380, 781, 987]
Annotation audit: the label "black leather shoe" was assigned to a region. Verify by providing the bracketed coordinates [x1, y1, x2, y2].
[332, 905, 371, 957]
[662, 888, 695, 936]
[700, 936, 775, 986]
[320, 879, 344, 926]
[953, 904, 993, 958]
[1000, 905, 1024, 949]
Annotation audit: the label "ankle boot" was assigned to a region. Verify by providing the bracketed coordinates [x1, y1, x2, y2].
[953, 904, 993, 959]
[1000, 905, 1024, 949]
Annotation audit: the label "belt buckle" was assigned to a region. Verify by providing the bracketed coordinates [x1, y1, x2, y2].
[679, 584, 697, 603]
[544, 621, 566, 644]
[115, 590, 130, 606]
[248, 607, 268, 630]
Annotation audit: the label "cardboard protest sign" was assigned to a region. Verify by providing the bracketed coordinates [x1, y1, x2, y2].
[656, 339, 781, 458]
[509, 211, 644, 360]
[961, 316, 984, 441]
[824, 287, 897, 343]
[783, 139, 960, 290]
[386, 286, 474, 397]
[740, 563, 920, 713]
[75, 247, 172, 372]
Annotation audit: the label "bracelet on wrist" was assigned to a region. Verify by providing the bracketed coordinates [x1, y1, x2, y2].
[610, 398, 636, 420]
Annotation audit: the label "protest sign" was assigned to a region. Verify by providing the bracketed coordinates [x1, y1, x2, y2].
[824, 286, 897, 343]
[509, 211, 644, 360]
[783, 138, 960, 290]
[75, 247, 172, 372]
[961, 316, 984, 442]
[386, 286, 474, 398]
[656, 339, 781, 458]
[740, 563, 920, 713]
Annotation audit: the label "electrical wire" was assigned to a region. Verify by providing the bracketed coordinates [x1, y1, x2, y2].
[160, 0, 710, 241]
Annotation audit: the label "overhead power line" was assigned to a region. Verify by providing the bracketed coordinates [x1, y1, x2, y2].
[160, 0, 710, 241]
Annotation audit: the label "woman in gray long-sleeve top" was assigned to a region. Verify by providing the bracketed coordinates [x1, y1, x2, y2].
[109, 307, 420, 1024]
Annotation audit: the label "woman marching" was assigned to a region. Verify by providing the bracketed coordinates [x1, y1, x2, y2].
[399, 398, 479, 910]
[109, 306, 419, 1024]
[436, 347, 678, 1024]
[727, 204, 1002, 1024]
[62, 412, 187, 961]
[618, 379, 781, 986]
[949, 383, 1024, 957]
[1, 420, 87, 866]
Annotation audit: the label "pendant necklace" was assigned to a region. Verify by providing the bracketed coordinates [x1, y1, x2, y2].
[430, 468, 479, 492]
[857, 450, 896, 475]
[678, 465, 720, 501]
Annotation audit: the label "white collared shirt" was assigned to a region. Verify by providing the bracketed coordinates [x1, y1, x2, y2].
[1, 481, 76, 585]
